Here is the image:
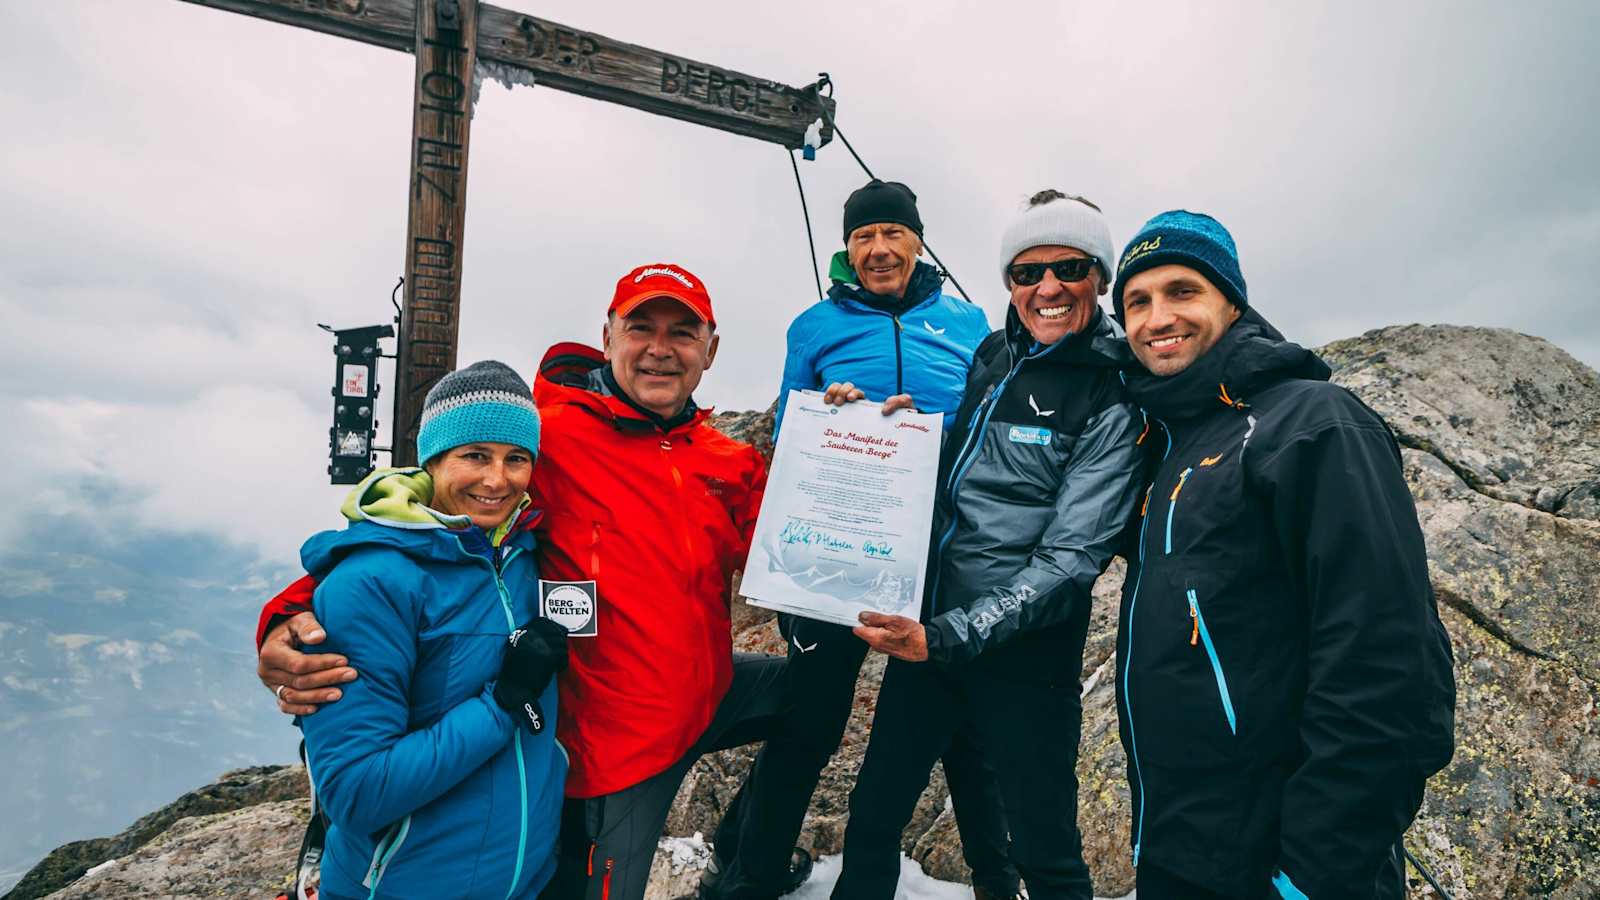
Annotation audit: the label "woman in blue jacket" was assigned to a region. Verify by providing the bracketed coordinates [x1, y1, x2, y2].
[298, 361, 568, 900]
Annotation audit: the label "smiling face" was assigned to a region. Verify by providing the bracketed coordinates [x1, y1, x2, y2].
[1121, 264, 1242, 376]
[603, 296, 719, 418]
[847, 222, 923, 297]
[426, 442, 533, 530]
[1008, 245, 1103, 345]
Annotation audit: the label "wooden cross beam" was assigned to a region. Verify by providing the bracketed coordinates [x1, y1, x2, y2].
[178, 0, 837, 467]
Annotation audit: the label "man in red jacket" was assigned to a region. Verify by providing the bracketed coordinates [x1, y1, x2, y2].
[257, 264, 802, 900]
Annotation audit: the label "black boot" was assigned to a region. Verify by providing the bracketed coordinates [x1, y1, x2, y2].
[697, 847, 814, 899]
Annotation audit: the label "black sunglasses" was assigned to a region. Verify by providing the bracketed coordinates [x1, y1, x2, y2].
[1008, 258, 1098, 286]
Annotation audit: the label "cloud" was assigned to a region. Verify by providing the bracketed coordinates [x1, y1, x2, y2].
[0, 0, 1596, 573]
[7, 386, 345, 566]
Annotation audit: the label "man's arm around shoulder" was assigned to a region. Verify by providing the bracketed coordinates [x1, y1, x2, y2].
[257, 574, 358, 716]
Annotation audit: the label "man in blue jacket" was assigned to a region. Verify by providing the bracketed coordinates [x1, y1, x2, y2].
[772, 179, 992, 435]
[702, 180, 1021, 900]
[1109, 211, 1455, 898]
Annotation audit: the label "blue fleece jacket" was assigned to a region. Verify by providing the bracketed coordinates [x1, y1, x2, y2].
[774, 261, 990, 437]
[297, 470, 564, 900]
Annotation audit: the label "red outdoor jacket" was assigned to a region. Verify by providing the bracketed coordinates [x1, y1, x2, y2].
[259, 343, 767, 799]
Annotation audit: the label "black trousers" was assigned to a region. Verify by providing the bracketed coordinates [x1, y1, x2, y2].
[1134, 832, 1407, 898]
[1135, 861, 1251, 900]
[834, 653, 1091, 900]
[712, 616, 1019, 898]
[541, 653, 788, 900]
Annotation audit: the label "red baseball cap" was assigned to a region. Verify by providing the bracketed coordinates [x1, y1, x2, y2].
[608, 263, 716, 327]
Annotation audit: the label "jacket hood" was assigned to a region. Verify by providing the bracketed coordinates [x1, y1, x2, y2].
[827, 258, 945, 316]
[338, 467, 462, 529]
[301, 467, 533, 576]
[1122, 307, 1331, 421]
[1002, 303, 1132, 371]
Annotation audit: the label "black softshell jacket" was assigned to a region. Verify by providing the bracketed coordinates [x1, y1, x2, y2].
[1116, 309, 1456, 898]
[924, 306, 1144, 674]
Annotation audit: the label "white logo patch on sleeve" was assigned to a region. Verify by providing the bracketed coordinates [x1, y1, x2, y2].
[540, 580, 599, 637]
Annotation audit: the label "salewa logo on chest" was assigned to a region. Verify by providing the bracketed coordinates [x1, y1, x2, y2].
[1028, 394, 1056, 417]
[633, 266, 694, 288]
[923, 320, 945, 335]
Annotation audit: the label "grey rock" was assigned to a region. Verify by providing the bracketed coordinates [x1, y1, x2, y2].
[709, 401, 777, 461]
[1404, 602, 1600, 898]
[1403, 448, 1600, 684]
[1320, 324, 1600, 520]
[41, 800, 306, 899]
[6, 766, 307, 900]
[1325, 327, 1600, 895]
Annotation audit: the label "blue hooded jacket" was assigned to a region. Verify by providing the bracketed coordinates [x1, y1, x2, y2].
[297, 469, 564, 900]
[774, 259, 990, 437]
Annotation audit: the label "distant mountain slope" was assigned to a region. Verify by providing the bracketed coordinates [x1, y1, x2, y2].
[0, 514, 301, 893]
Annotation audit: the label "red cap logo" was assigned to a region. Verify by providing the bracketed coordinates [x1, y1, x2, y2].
[608, 263, 716, 326]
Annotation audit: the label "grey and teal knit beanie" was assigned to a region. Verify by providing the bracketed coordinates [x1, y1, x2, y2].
[416, 360, 540, 466]
[1112, 210, 1248, 323]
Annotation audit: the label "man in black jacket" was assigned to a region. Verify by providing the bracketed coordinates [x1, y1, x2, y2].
[846, 190, 1146, 899]
[1110, 210, 1456, 898]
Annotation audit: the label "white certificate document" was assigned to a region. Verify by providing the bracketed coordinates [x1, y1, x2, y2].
[742, 390, 943, 627]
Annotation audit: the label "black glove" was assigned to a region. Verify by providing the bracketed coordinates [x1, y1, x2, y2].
[492, 618, 570, 734]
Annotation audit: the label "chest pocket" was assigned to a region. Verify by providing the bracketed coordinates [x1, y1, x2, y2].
[1160, 445, 1245, 560]
[676, 463, 745, 583]
[538, 508, 613, 583]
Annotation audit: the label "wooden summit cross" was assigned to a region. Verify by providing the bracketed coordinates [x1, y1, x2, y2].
[180, 0, 836, 466]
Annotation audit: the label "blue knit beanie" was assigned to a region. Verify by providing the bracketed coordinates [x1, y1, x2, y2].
[1112, 210, 1247, 323]
[416, 360, 540, 466]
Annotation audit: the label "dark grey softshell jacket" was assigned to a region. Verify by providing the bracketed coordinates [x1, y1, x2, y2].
[924, 307, 1145, 666]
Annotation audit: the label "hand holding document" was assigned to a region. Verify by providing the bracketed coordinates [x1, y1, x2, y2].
[742, 390, 942, 627]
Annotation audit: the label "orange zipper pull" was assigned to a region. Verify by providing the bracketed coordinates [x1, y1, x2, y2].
[1170, 468, 1192, 502]
[1189, 599, 1199, 646]
[1140, 484, 1152, 516]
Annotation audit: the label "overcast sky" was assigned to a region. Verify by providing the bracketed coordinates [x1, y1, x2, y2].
[2, 0, 1596, 568]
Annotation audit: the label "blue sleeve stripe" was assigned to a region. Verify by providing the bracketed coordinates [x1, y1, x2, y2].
[1272, 870, 1310, 899]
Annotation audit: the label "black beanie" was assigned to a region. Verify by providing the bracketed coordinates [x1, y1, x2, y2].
[842, 179, 923, 242]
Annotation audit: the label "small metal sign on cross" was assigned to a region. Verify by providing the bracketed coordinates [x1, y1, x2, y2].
[180, 0, 836, 466]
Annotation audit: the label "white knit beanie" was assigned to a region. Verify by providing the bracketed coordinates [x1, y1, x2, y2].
[997, 193, 1115, 289]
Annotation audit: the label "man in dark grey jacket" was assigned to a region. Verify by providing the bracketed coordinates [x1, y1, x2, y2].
[842, 190, 1146, 900]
